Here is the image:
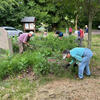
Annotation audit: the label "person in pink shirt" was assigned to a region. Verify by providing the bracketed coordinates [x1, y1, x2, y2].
[69, 27, 72, 35]
[18, 31, 34, 53]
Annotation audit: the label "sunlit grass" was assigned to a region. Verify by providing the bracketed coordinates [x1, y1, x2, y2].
[0, 78, 37, 100]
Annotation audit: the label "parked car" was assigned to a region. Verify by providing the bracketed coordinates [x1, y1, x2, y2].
[98, 25, 100, 29]
[1, 26, 23, 36]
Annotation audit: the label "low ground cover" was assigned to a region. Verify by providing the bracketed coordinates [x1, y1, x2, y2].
[0, 33, 77, 80]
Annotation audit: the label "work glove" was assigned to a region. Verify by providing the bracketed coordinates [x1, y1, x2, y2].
[65, 63, 70, 69]
[73, 63, 78, 67]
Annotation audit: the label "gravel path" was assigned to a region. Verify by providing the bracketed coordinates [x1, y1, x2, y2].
[92, 30, 100, 34]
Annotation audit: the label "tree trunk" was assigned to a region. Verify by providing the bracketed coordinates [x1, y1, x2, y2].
[88, 14, 92, 49]
[75, 14, 78, 30]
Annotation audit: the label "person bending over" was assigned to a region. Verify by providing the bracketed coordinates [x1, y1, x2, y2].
[63, 47, 93, 79]
[18, 31, 34, 53]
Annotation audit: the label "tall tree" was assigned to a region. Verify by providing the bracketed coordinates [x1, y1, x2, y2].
[0, 0, 19, 26]
[62, 0, 100, 48]
[82, 0, 100, 48]
[24, 0, 67, 29]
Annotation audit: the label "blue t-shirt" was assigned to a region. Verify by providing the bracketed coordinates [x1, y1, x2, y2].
[78, 31, 80, 36]
[85, 28, 88, 33]
[69, 48, 85, 64]
[59, 32, 63, 37]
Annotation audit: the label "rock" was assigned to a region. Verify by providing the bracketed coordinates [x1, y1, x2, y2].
[49, 94, 56, 98]
[2, 94, 11, 100]
[0, 86, 5, 90]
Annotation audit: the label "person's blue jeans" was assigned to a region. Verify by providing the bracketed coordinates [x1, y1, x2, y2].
[78, 48, 93, 79]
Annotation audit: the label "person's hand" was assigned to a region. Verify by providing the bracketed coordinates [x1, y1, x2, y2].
[28, 44, 33, 48]
[73, 63, 78, 67]
[24, 42, 30, 46]
[26, 43, 32, 48]
[27, 43, 30, 46]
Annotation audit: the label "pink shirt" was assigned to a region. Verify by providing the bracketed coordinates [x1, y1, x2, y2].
[18, 33, 29, 43]
[69, 28, 72, 32]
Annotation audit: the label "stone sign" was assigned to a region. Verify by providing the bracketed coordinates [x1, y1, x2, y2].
[0, 27, 13, 54]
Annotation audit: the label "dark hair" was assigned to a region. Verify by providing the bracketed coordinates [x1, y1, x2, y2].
[63, 49, 70, 54]
[55, 31, 60, 34]
[78, 27, 80, 30]
[27, 36, 31, 42]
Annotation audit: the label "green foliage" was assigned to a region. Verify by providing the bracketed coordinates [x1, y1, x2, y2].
[0, 34, 77, 80]
[0, 0, 20, 26]
[0, 0, 100, 29]
[0, 0, 68, 29]
[0, 48, 7, 54]
[11, 37, 19, 53]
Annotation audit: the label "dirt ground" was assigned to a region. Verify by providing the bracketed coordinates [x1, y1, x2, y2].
[34, 77, 100, 100]
[33, 66, 100, 100]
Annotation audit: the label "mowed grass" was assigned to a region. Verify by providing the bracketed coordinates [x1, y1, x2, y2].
[0, 78, 37, 100]
[83, 34, 100, 77]
[0, 34, 100, 100]
[91, 35, 100, 66]
[0, 76, 57, 100]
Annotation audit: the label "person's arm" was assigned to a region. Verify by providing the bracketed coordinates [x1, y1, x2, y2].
[23, 41, 29, 46]
[66, 58, 75, 68]
[69, 58, 75, 65]
[72, 54, 82, 62]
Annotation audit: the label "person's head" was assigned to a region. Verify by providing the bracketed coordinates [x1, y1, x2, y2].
[85, 25, 88, 28]
[55, 31, 60, 34]
[44, 32, 47, 35]
[78, 27, 80, 30]
[29, 31, 34, 37]
[63, 49, 71, 59]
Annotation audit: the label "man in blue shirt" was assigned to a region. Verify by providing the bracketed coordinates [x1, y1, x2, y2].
[85, 25, 88, 33]
[55, 31, 63, 39]
[63, 47, 93, 79]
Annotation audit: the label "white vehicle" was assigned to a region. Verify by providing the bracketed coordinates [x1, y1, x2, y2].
[98, 25, 100, 29]
[1, 26, 23, 36]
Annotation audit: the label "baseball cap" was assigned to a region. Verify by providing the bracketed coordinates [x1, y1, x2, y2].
[62, 50, 70, 59]
[63, 54, 67, 59]
[29, 31, 34, 35]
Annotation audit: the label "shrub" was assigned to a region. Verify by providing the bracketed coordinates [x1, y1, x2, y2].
[11, 37, 19, 53]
